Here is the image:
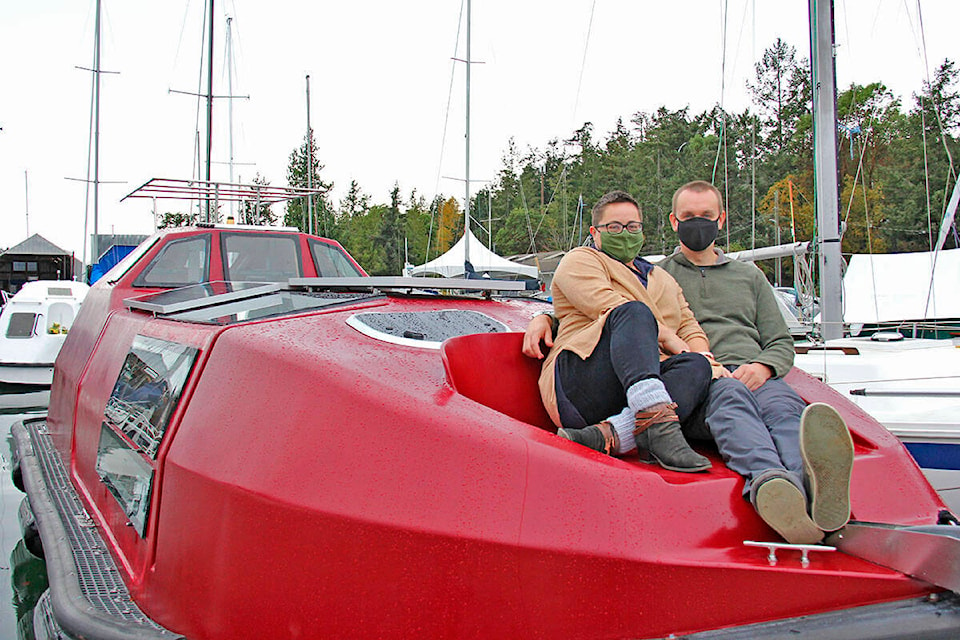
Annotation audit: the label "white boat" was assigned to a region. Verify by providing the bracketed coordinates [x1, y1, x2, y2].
[0, 280, 90, 387]
[794, 334, 960, 469]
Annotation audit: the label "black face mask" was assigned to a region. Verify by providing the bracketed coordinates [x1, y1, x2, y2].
[677, 216, 719, 252]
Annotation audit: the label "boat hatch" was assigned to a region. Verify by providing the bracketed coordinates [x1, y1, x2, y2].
[347, 310, 508, 349]
[125, 282, 375, 325]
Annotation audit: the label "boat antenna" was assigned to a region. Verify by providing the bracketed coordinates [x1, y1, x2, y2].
[809, 0, 844, 340]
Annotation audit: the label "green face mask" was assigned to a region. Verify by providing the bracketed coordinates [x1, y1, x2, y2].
[599, 230, 645, 263]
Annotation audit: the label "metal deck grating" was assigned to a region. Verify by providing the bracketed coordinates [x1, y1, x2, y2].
[27, 419, 179, 635]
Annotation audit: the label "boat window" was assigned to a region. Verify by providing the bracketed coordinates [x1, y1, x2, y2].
[5, 312, 37, 338]
[222, 232, 302, 282]
[309, 239, 364, 277]
[97, 335, 198, 536]
[103, 336, 198, 459]
[47, 287, 74, 297]
[96, 425, 154, 537]
[45, 303, 74, 334]
[346, 310, 509, 349]
[133, 235, 210, 288]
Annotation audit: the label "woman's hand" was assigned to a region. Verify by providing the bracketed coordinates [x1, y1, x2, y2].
[658, 325, 690, 355]
[522, 314, 555, 359]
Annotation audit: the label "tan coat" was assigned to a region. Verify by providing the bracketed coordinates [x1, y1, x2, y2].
[538, 247, 718, 426]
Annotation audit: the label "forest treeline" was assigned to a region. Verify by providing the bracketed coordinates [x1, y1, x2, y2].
[161, 41, 960, 279]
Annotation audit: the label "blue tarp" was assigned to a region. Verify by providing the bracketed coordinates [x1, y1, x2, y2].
[90, 245, 136, 284]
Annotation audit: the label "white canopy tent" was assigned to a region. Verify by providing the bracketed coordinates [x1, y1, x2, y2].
[842, 248, 960, 323]
[407, 229, 539, 280]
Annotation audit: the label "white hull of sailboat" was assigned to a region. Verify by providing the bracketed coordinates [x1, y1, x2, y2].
[795, 336, 960, 469]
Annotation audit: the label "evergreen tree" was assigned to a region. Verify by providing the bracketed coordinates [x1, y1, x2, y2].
[377, 184, 403, 275]
[284, 128, 333, 235]
[239, 173, 278, 226]
[339, 179, 370, 218]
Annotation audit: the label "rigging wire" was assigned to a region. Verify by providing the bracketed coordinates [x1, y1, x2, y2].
[81, 0, 99, 268]
[515, 0, 598, 257]
[913, 0, 955, 319]
[571, 0, 598, 127]
[916, 1, 956, 182]
[426, 0, 465, 262]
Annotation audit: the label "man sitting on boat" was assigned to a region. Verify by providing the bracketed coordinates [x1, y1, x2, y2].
[524, 182, 855, 544]
[532, 189, 719, 473]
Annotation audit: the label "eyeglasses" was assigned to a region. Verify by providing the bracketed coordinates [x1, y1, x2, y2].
[596, 221, 642, 234]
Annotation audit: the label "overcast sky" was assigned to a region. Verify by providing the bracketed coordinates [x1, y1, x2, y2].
[0, 0, 953, 261]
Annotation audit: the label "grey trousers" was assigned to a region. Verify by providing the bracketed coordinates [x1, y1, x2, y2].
[688, 375, 807, 503]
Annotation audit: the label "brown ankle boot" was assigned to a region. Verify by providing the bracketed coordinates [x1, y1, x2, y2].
[557, 420, 619, 455]
[634, 402, 711, 472]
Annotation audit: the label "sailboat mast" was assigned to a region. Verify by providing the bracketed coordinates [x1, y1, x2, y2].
[809, 0, 843, 340]
[205, 0, 215, 222]
[306, 74, 314, 236]
[24, 170, 29, 237]
[227, 16, 235, 221]
[92, 0, 102, 261]
[463, 0, 471, 266]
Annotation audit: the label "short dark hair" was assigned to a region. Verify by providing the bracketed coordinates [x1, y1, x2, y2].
[591, 190, 641, 226]
[672, 180, 724, 213]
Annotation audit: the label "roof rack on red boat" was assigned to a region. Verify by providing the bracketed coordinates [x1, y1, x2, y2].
[122, 177, 325, 206]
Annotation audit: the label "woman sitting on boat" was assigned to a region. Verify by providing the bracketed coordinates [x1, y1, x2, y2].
[533, 189, 721, 472]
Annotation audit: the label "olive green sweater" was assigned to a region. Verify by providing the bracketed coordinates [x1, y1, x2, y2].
[659, 249, 795, 377]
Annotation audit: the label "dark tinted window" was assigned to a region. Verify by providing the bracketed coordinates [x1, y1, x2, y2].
[134, 236, 210, 287]
[6, 312, 37, 338]
[222, 233, 302, 282]
[309, 239, 363, 277]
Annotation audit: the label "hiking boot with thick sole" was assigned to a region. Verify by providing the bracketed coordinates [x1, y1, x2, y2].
[754, 477, 824, 544]
[557, 420, 618, 455]
[800, 403, 854, 532]
[634, 403, 711, 473]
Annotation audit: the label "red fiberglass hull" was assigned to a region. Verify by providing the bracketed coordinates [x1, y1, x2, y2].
[35, 283, 948, 639]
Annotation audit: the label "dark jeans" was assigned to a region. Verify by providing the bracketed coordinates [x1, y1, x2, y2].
[555, 301, 712, 428]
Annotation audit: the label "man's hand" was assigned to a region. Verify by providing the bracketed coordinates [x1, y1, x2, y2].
[522, 314, 554, 359]
[658, 325, 690, 355]
[731, 362, 773, 390]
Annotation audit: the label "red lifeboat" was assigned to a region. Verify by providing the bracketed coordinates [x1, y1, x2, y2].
[11, 231, 960, 638]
